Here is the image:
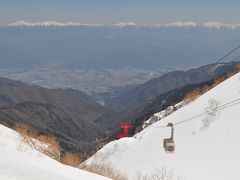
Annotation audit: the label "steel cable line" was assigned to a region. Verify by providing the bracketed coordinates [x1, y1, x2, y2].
[146, 44, 240, 130]
[136, 97, 240, 140]
[173, 97, 240, 126]
[232, 54, 240, 62]
[215, 44, 240, 63]
[136, 44, 240, 140]
[142, 97, 240, 130]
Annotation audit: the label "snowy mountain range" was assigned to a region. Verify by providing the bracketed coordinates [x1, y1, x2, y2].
[85, 72, 240, 180]
[7, 20, 102, 27]
[5, 20, 240, 29]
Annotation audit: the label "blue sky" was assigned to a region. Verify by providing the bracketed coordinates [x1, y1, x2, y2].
[0, 0, 240, 25]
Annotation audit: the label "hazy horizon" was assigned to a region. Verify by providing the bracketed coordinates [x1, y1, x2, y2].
[1, 0, 240, 25]
[0, 25, 239, 70]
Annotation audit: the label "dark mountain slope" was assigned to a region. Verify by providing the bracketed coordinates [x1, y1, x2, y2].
[0, 78, 115, 124]
[107, 61, 239, 113]
[0, 77, 118, 153]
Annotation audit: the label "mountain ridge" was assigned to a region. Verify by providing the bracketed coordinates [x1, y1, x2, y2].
[107, 61, 239, 113]
[0, 77, 118, 153]
[5, 20, 240, 29]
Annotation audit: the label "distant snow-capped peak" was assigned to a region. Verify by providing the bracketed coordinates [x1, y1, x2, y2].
[155, 21, 240, 29]
[203, 21, 240, 29]
[156, 21, 197, 28]
[113, 22, 138, 27]
[8, 20, 103, 27]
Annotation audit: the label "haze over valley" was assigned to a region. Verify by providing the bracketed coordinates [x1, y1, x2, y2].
[1, 24, 240, 103]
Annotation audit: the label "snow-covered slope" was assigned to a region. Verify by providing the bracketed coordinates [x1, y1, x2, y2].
[86, 72, 240, 180]
[0, 125, 109, 180]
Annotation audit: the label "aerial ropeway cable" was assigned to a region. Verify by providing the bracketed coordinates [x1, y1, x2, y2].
[137, 97, 240, 153]
[215, 43, 240, 63]
[137, 44, 240, 152]
[150, 97, 240, 129]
